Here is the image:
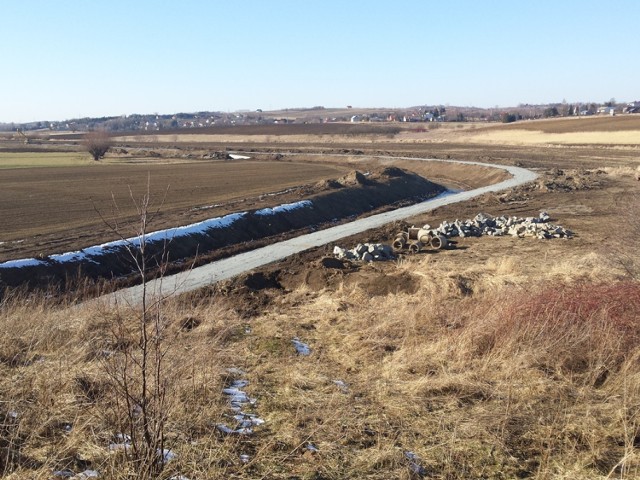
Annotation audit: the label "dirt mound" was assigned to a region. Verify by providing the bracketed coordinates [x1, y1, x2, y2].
[0, 166, 445, 293]
[538, 168, 605, 191]
[376, 166, 407, 178]
[318, 256, 349, 269]
[242, 271, 283, 291]
[337, 170, 369, 186]
[278, 257, 358, 292]
[314, 178, 343, 189]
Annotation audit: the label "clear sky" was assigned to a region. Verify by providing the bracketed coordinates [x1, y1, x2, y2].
[1, 0, 638, 123]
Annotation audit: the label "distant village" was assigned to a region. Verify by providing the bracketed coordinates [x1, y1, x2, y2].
[2, 101, 639, 133]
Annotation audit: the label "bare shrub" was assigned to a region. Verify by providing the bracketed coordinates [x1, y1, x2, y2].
[461, 282, 640, 373]
[99, 181, 175, 478]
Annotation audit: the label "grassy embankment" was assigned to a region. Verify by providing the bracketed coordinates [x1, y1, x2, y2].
[1, 246, 639, 478]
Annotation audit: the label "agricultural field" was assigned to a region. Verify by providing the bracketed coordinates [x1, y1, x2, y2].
[460, 115, 640, 145]
[1, 119, 640, 478]
[0, 154, 350, 262]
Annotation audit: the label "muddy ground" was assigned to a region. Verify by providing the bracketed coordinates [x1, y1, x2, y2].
[196, 166, 637, 320]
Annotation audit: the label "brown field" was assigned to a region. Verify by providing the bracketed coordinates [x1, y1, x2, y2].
[2, 120, 640, 479]
[457, 115, 640, 146]
[500, 114, 640, 133]
[0, 158, 348, 261]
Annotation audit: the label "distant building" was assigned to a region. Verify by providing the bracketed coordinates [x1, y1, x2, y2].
[597, 106, 616, 115]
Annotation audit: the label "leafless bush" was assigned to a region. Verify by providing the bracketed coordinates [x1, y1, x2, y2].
[100, 181, 174, 478]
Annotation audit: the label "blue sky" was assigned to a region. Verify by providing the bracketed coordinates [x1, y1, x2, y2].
[1, 0, 638, 123]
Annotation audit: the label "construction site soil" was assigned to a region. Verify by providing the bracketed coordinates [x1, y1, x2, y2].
[0, 165, 444, 292]
[2, 124, 637, 296]
[196, 166, 630, 320]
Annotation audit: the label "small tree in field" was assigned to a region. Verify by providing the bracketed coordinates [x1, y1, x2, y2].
[83, 130, 112, 161]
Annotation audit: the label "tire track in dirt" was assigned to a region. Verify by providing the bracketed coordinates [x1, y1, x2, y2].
[101, 156, 538, 306]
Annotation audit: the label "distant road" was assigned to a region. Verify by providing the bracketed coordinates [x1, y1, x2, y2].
[101, 155, 537, 306]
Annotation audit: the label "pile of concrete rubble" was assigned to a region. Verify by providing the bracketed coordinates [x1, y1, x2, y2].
[333, 243, 395, 262]
[332, 211, 572, 263]
[427, 211, 572, 240]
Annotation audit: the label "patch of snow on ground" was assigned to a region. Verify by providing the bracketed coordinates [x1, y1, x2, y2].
[0, 197, 320, 270]
[0, 258, 47, 269]
[255, 200, 312, 216]
[0, 212, 246, 269]
[430, 189, 460, 200]
[292, 337, 311, 355]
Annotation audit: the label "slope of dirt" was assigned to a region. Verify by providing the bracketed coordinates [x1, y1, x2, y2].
[204, 166, 635, 319]
[0, 167, 445, 292]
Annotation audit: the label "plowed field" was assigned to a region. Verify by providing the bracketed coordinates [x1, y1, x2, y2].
[0, 159, 348, 261]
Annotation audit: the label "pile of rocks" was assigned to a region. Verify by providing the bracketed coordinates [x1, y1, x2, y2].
[333, 243, 395, 262]
[427, 211, 572, 240]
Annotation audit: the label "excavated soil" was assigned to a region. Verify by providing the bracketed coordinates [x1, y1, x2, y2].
[199, 166, 636, 320]
[0, 166, 444, 293]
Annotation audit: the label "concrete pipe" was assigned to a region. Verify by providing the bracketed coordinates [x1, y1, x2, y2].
[407, 227, 421, 241]
[408, 242, 423, 254]
[429, 235, 448, 250]
[392, 236, 407, 251]
[418, 228, 431, 244]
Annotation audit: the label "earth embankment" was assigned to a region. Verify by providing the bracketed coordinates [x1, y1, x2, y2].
[0, 167, 444, 292]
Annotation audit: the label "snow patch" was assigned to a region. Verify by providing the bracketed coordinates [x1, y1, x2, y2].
[0, 212, 246, 270]
[255, 200, 312, 216]
[0, 258, 47, 269]
[292, 338, 311, 356]
[0, 197, 316, 270]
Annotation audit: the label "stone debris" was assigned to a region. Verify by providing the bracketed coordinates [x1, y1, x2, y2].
[427, 211, 572, 240]
[333, 243, 395, 262]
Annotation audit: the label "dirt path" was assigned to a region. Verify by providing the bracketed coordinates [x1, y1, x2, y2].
[101, 156, 537, 306]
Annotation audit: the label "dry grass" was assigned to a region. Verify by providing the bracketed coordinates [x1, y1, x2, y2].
[0, 152, 91, 169]
[2, 245, 640, 478]
[463, 129, 640, 146]
[500, 115, 640, 134]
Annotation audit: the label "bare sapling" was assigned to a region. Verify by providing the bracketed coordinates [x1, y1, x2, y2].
[98, 177, 175, 478]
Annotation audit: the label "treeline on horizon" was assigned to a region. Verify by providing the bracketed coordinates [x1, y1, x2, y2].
[1, 98, 636, 133]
